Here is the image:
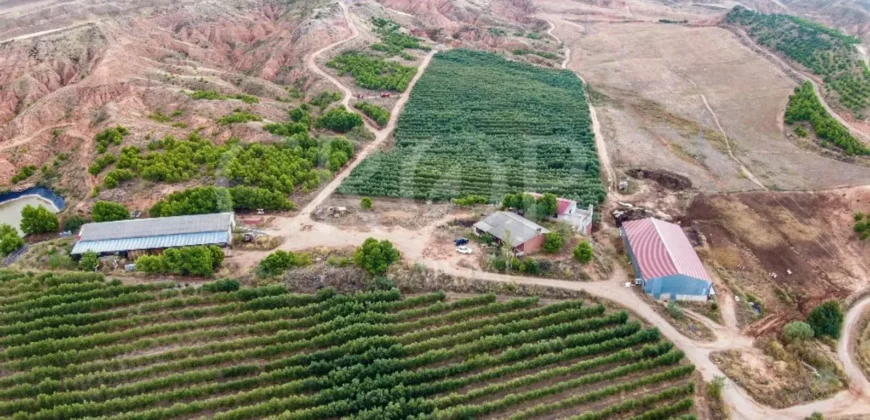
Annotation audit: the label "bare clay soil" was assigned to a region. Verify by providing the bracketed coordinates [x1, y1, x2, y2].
[538, 0, 870, 193]
[684, 187, 870, 320]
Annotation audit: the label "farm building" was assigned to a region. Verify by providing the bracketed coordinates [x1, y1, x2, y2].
[473, 211, 549, 255]
[620, 217, 714, 302]
[71, 212, 235, 257]
[527, 192, 595, 235]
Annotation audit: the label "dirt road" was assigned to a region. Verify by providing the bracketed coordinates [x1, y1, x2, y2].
[545, 19, 615, 192]
[840, 296, 870, 397]
[301, 1, 436, 218]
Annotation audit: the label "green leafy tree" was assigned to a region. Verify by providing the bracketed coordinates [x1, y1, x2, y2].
[78, 251, 100, 272]
[807, 301, 844, 339]
[573, 241, 594, 264]
[20, 205, 59, 235]
[354, 238, 401, 275]
[92, 201, 131, 222]
[315, 106, 364, 133]
[536, 193, 559, 218]
[543, 232, 564, 253]
[257, 250, 311, 277]
[63, 215, 91, 232]
[783, 321, 814, 342]
[361, 197, 374, 210]
[0, 224, 24, 256]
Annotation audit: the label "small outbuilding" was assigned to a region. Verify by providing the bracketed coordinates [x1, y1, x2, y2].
[71, 212, 235, 257]
[473, 211, 549, 255]
[620, 217, 714, 302]
[527, 192, 595, 235]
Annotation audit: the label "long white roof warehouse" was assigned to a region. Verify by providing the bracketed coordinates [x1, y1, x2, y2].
[71, 212, 235, 255]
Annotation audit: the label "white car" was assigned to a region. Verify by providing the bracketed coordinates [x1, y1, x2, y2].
[456, 246, 473, 255]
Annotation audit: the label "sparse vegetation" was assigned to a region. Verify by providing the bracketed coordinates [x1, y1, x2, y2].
[136, 245, 225, 277]
[0, 269, 697, 419]
[785, 82, 869, 155]
[10, 165, 37, 184]
[190, 90, 259, 104]
[20, 205, 59, 235]
[88, 154, 117, 176]
[339, 50, 604, 204]
[327, 51, 417, 92]
[360, 196, 373, 210]
[512, 49, 561, 60]
[855, 212, 870, 240]
[217, 109, 262, 125]
[354, 101, 391, 128]
[95, 126, 129, 154]
[370, 17, 430, 56]
[78, 251, 100, 271]
[309, 91, 343, 108]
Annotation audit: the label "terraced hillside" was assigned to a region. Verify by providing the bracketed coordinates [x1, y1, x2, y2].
[0, 270, 697, 419]
[338, 49, 606, 206]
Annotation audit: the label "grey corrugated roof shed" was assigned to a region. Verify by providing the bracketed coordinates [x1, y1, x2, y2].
[473, 211, 548, 246]
[71, 213, 234, 255]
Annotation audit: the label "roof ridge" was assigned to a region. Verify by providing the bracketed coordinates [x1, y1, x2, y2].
[650, 219, 679, 273]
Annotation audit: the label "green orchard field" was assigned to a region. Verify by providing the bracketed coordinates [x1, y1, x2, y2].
[0, 270, 698, 419]
[338, 49, 606, 206]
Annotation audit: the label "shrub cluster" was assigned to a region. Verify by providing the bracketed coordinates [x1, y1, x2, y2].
[150, 186, 294, 217]
[316, 106, 364, 133]
[327, 52, 417, 92]
[257, 251, 313, 277]
[11, 165, 37, 183]
[20, 205, 59, 235]
[136, 246, 225, 277]
[354, 101, 390, 128]
[0, 224, 24, 256]
[92, 201, 130, 222]
[95, 126, 129, 154]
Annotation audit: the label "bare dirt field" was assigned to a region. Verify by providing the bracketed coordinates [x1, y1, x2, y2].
[538, 0, 870, 193]
[684, 187, 870, 325]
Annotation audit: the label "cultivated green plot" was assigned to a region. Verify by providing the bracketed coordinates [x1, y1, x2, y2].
[0, 270, 697, 419]
[338, 49, 606, 205]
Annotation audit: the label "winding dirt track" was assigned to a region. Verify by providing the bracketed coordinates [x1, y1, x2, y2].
[248, 4, 870, 419]
[301, 1, 435, 219]
[544, 19, 615, 192]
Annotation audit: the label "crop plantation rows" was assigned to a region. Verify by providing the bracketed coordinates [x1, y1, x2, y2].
[726, 7, 870, 115]
[0, 270, 697, 419]
[338, 49, 606, 206]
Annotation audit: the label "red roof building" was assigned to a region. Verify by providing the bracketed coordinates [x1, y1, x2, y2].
[621, 218, 713, 302]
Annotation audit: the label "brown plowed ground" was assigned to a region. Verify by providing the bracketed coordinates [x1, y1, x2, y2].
[684, 187, 870, 320]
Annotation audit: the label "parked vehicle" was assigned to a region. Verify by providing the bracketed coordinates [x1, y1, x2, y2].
[456, 246, 472, 255]
[454, 237, 470, 246]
